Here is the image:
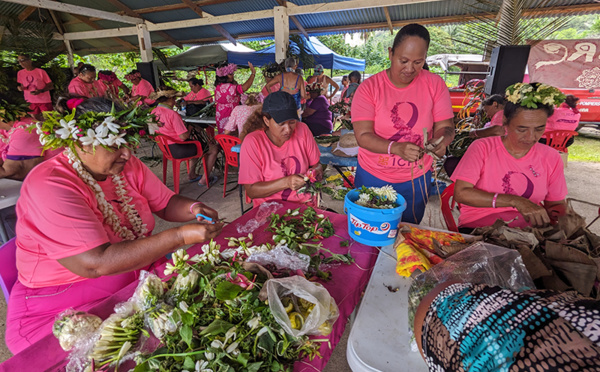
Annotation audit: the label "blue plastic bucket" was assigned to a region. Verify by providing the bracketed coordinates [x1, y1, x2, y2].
[344, 189, 407, 247]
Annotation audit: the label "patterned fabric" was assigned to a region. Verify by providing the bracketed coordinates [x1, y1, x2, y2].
[422, 283, 600, 371]
[215, 83, 243, 134]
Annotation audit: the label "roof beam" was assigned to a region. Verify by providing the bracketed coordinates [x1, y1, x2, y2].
[179, 0, 237, 44]
[104, 0, 183, 48]
[2, 0, 143, 25]
[70, 13, 137, 51]
[48, 9, 65, 34]
[134, 0, 241, 15]
[383, 7, 394, 35]
[275, 0, 309, 38]
[17, 6, 37, 21]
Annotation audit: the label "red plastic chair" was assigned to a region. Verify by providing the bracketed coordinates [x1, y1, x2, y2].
[545, 130, 578, 153]
[0, 237, 17, 304]
[155, 135, 208, 194]
[440, 183, 459, 232]
[215, 134, 241, 198]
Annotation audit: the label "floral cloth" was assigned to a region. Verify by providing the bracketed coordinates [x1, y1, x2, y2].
[215, 83, 243, 134]
[224, 104, 260, 134]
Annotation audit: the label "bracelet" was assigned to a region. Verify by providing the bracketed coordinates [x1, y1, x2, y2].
[387, 141, 394, 156]
[492, 193, 499, 208]
[189, 201, 203, 215]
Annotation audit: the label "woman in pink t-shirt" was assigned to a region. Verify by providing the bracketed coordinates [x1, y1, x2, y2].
[214, 63, 256, 134]
[67, 64, 107, 99]
[184, 77, 213, 116]
[224, 93, 261, 136]
[261, 65, 281, 99]
[239, 91, 322, 207]
[452, 83, 568, 231]
[98, 70, 130, 99]
[5, 96, 223, 353]
[541, 95, 581, 148]
[352, 24, 454, 224]
[126, 70, 156, 106]
[470, 94, 507, 138]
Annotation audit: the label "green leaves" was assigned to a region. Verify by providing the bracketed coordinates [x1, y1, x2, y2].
[199, 319, 234, 336]
[180, 325, 193, 348]
[215, 281, 244, 301]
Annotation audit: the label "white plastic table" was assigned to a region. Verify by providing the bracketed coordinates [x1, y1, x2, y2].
[0, 178, 22, 243]
[346, 244, 428, 372]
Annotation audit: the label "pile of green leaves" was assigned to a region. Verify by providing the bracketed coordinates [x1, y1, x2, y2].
[0, 98, 29, 122]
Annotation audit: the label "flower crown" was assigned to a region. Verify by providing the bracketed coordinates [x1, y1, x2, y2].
[505, 83, 565, 109]
[98, 72, 118, 83]
[216, 63, 237, 77]
[124, 72, 141, 81]
[306, 82, 323, 92]
[35, 100, 161, 152]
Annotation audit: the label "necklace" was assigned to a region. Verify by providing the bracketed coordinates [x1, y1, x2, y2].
[65, 148, 148, 240]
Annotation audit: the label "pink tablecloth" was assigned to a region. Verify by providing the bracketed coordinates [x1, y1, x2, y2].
[0, 201, 377, 371]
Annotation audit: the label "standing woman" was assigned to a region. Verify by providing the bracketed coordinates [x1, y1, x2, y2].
[265, 58, 305, 112]
[352, 24, 455, 224]
[68, 64, 108, 99]
[214, 62, 256, 134]
[306, 64, 339, 100]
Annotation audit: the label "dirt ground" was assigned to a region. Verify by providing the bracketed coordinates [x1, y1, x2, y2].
[1, 146, 599, 369]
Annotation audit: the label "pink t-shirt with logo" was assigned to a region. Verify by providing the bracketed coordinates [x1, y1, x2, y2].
[451, 136, 567, 229]
[132, 79, 155, 105]
[184, 88, 212, 103]
[152, 104, 188, 145]
[239, 122, 320, 207]
[15, 154, 174, 288]
[483, 110, 504, 128]
[545, 107, 581, 133]
[17, 68, 52, 104]
[351, 70, 453, 183]
[68, 77, 107, 98]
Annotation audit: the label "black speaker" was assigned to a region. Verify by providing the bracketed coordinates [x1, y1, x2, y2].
[484, 45, 531, 96]
[136, 62, 160, 89]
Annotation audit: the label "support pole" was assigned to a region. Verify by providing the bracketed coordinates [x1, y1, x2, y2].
[137, 23, 153, 62]
[273, 6, 289, 63]
[0, 26, 4, 46]
[64, 40, 75, 73]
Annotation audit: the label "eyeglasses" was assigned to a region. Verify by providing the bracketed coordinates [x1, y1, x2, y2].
[17, 58, 30, 62]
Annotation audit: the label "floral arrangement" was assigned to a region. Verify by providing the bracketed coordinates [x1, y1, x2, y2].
[35, 102, 160, 152]
[262, 63, 282, 79]
[505, 82, 565, 109]
[328, 101, 350, 116]
[306, 82, 323, 92]
[216, 63, 238, 77]
[355, 185, 399, 209]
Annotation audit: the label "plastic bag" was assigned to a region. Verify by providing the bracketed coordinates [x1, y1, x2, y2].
[236, 201, 282, 234]
[53, 309, 102, 351]
[131, 270, 167, 311]
[407, 242, 535, 351]
[246, 245, 310, 271]
[265, 276, 339, 337]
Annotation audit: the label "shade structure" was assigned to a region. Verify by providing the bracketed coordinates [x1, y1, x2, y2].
[156, 43, 255, 71]
[227, 36, 365, 71]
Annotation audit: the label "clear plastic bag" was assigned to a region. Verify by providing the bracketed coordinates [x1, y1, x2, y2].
[53, 309, 102, 351]
[131, 270, 167, 311]
[236, 201, 282, 234]
[265, 276, 339, 337]
[246, 245, 310, 271]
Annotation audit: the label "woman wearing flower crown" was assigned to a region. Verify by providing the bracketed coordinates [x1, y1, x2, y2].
[214, 62, 256, 134]
[98, 70, 130, 99]
[125, 69, 155, 106]
[67, 64, 108, 99]
[452, 82, 568, 231]
[5, 96, 223, 353]
[260, 63, 281, 98]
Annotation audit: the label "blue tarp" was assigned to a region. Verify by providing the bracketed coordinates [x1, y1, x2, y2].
[227, 36, 365, 71]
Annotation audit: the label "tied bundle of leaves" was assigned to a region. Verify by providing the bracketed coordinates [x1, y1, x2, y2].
[355, 185, 399, 209]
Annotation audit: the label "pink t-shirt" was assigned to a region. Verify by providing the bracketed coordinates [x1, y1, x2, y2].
[184, 88, 212, 103]
[68, 77, 107, 98]
[483, 110, 504, 128]
[351, 70, 453, 183]
[261, 83, 280, 98]
[17, 68, 52, 104]
[545, 107, 581, 133]
[152, 104, 188, 145]
[6, 118, 42, 158]
[239, 122, 320, 207]
[451, 136, 567, 229]
[132, 79, 155, 105]
[15, 154, 174, 288]
[224, 104, 260, 134]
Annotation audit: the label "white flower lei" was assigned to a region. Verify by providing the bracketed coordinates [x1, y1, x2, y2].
[65, 148, 148, 240]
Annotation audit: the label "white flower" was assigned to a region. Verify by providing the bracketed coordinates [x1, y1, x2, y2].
[172, 249, 190, 265]
[95, 117, 120, 137]
[105, 132, 127, 147]
[56, 119, 78, 139]
[179, 301, 189, 313]
[164, 263, 176, 276]
[210, 340, 224, 349]
[225, 341, 239, 354]
[357, 193, 371, 206]
[195, 360, 213, 372]
[374, 185, 398, 202]
[80, 128, 98, 146]
[224, 327, 237, 344]
[205, 352, 215, 361]
[247, 315, 261, 330]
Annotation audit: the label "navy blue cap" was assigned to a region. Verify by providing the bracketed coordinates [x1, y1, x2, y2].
[262, 91, 299, 124]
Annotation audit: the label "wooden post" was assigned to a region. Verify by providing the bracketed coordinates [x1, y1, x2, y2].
[273, 6, 289, 63]
[64, 40, 75, 73]
[137, 23, 153, 62]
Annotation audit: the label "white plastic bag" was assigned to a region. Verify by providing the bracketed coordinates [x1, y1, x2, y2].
[265, 276, 339, 337]
[247, 245, 310, 272]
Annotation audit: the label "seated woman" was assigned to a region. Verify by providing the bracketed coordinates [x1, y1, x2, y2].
[414, 282, 600, 370]
[541, 94, 580, 147]
[98, 70, 129, 99]
[342, 70, 361, 102]
[302, 83, 333, 136]
[184, 78, 213, 117]
[125, 70, 155, 106]
[67, 64, 107, 98]
[6, 96, 223, 353]
[151, 89, 219, 185]
[239, 91, 322, 207]
[469, 94, 507, 139]
[452, 83, 568, 230]
[224, 93, 261, 136]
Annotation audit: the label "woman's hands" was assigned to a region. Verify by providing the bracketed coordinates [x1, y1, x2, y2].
[190, 202, 219, 223]
[391, 142, 423, 162]
[286, 174, 307, 190]
[178, 223, 224, 245]
[506, 196, 550, 227]
[248, 62, 255, 75]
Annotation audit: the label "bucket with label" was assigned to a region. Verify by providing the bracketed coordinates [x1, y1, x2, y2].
[344, 189, 407, 247]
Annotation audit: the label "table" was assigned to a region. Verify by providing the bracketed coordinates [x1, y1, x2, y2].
[346, 243, 428, 372]
[318, 145, 357, 188]
[0, 201, 378, 372]
[181, 116, 217, 125]
[0, 179, 22, 243]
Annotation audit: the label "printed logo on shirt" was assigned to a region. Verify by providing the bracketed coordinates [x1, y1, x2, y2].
[389, 101, 423, 145]
[502, 171, 534, 199]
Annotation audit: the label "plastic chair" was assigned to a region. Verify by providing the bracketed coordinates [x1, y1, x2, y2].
[215, 134, 241, 198]
[155, 135, 208, 194]
[545, 130, 578, 153]
[440, 183, 459, 232]
[0, 237, 17, 304]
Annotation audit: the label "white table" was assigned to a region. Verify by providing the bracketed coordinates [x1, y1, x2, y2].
[346, 244, 428, 372]
[0, 179, 22, 243]
[182, 116, 216, 125]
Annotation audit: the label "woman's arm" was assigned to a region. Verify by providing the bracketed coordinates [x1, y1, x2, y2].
[300, 77, 307, 100]
[429, 119, 455, 158]
[154, 194, 219, 223]
[0, 158, 43, 181]
[244, 175, 306, 200]
[241, 62, 256, 92]
[57, 222, 223, 278]
[325, 76, 339, 99]
[454, 179, 551, 227]
[354, 120, 423, 162]
[302, 105, 317, 118]
[469, 126, 505, 139]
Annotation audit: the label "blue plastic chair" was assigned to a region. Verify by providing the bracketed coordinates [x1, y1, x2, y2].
[0, 237, 17, 304]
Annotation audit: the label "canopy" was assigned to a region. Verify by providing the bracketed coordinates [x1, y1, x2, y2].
[157, 43, 255, 71]
[227, 36, 365, 71]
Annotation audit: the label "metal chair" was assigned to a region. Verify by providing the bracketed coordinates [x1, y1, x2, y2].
[544, 130, 578, 153]
[0, 237, 17, 304]
[214, 134, 241, 198]
[155, 135, 208, 194]
[440, 183, 459, 232]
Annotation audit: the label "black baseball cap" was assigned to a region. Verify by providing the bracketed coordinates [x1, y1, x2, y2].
[262, 91, 300, 124]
